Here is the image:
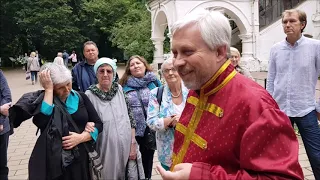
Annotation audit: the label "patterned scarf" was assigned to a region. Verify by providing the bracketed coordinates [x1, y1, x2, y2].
[126, 72, 157, 88]
[88, 82, 119, 101]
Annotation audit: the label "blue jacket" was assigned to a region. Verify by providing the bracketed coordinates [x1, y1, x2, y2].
[0, 70, 12, 135]
[71, 61, 97, 92]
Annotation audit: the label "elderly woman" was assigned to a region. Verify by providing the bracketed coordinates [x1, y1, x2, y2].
[119, 55, 161, 179]
[229, 47, 254, 80]
[27, 51, 40, 85]
[147, 58, 188, 170]
[85, 58, 144, 179]
[9, 63, 103, 180]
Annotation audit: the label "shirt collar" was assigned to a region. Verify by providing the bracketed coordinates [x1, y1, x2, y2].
[285, 35, 304, 47]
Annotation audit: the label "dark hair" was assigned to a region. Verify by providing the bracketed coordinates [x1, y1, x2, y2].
[119, 55, 153, 86]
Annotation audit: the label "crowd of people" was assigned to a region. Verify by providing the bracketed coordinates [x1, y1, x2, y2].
[23, 50, 79, 85]
[0, 7, 319, 180]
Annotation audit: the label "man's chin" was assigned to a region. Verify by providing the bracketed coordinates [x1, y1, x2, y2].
[183, 80, 200, 90]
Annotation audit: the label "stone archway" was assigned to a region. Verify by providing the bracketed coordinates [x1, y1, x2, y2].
[188, 0, 259, 70]
[151, 10, 169, 70]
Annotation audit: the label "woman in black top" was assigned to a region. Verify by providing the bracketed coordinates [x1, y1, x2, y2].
[28, 63, 102, 180]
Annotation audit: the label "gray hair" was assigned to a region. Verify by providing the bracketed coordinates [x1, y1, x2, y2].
[230, 47, 240, 57]
[171, 9, 231, 51]
[40, 63, 72, 85]
[53, 57, 64, 66]
[83, 41, 98, 49]
[160, 56, 173, 74]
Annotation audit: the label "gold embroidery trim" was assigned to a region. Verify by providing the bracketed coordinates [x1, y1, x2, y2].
[205, 103, 224, 117]
[171, 63, 234, 170]
[206, 70, 237, 96]
[187, 96, 199, 106]
[175, 123, 187, 135]
[171, 96, 208, 171]
[191, 133, 207, 149]
[176, 123, 207, 149]
[201, 60, 231, 90]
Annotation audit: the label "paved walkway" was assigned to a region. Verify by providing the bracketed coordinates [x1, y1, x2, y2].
[3, 67, 315, 180]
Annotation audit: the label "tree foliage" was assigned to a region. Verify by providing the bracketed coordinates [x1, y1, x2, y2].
[0, 0, 156, 66]
[110, 2, 154, 63]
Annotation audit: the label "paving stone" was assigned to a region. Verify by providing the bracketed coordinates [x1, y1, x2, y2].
[302, 168, 314, 176]
[298, 154, 309, 161]
[15, 169, 28, 176]
[20, 159, 29, 165]
[8, 170, 17, 177]
[9, 154, 31, 161]
[8, 164, 28, 171]
[7, 160, 21, 166]
[304, 175, 316, 180]
[151, 174, 163, 180]
[9, 174, 28, 180]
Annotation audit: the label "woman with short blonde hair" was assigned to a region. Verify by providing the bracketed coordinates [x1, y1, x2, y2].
[27, 51, 40, 85]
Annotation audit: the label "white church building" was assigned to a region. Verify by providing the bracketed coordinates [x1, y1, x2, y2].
[147, 0, 320, 71]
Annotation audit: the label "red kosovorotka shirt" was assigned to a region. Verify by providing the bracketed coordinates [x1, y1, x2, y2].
[171, 60, 303, 180]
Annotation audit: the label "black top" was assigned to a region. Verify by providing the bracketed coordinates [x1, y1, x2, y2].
[32, 91, 103, 180]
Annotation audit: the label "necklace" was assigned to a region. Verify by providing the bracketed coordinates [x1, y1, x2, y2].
[171, 90, 182, 98]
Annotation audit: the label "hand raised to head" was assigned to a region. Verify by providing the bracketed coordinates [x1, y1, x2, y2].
[39, 69, 53, 91]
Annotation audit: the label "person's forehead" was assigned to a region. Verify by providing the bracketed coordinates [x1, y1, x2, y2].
[172, 25, 203, 48]
[55, 80, 71, 88]
[231, 51, 239, 56]
[130, 58, 142, 64]
[283, 12, 299, 20]
[99, 64, 112, 69]
[84, 44, 97, 50]
[163, 62, 173, 69]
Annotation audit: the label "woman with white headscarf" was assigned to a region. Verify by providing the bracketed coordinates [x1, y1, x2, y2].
[85, 58, 144, 179]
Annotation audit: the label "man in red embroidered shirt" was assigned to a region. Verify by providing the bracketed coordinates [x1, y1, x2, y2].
[157, 9, 304, 180]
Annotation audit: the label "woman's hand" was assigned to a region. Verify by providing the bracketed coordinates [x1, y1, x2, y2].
[0, 102, 11, 116]
[169, 115, 180, 127]
[62, 132, 84, 150]
[129, 141, 137, 160]
[85, 122, 95, 133]
[39, 69, 53, 91]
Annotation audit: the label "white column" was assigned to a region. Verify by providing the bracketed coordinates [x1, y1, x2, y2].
[151, 37, 165, 71]
[312, 5, 320, 40]
[238, 33, 259, 71]
[167, 32, 173, 47]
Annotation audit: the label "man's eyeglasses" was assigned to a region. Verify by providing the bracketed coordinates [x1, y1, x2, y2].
[163, 68, 177, 74]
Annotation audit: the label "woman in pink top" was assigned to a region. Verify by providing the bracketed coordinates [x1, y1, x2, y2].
[69, 51, 77, 67]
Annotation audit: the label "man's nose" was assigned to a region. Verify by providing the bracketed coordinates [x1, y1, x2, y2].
[173, 56, 185, 68]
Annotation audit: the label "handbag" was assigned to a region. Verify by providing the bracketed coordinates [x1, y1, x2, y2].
[26, 71, 31, 80]
[56, 94, 104, 180]
[136, 90, 157, 150]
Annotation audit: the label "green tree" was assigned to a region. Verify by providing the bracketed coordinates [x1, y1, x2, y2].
[110, 2, 155, 63]
[14, 0, 85, 59]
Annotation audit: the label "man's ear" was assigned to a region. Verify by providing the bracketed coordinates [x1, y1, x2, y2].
[301, 21, 306, 30]
[216, 45, 228, 63]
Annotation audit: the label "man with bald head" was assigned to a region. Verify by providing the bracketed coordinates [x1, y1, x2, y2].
[157, 9, 303, 180]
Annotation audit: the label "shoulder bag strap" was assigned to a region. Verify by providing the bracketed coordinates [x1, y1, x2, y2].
[54, 96, 91, 154]
[136, 90, 147, 119]
[156, 86, 164, 106]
